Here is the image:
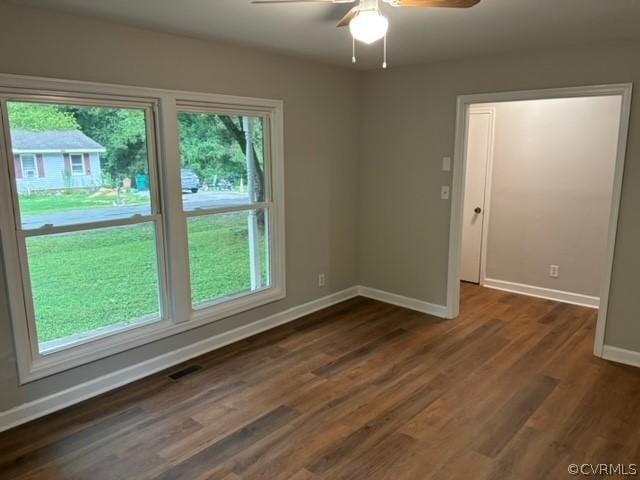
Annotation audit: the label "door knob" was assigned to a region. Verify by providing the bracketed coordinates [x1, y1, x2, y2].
[474, 207, 482, 214]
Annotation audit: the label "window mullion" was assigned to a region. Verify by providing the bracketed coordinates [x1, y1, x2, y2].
[157, 96, 192, 324]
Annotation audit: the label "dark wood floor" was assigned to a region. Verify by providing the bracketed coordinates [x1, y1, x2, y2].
[2, 283, 640, 479]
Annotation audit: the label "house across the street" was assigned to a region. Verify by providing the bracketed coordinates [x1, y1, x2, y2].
[11, 130, 106, 194]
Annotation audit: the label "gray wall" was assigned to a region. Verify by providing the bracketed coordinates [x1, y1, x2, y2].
[358, 41, 640, 352]
[481, 97, 620, 297]
[0, 3, 360, 410]
[1, 2, 640, 414]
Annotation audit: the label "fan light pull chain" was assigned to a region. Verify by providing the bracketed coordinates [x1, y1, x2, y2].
[352, 37, 356, 64]
[382, 34, 387, 69]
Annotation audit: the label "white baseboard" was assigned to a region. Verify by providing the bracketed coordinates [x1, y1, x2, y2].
[602, 345, 640, 369]
[0, 287, 359, 433]
[357, 286, 448, 318]
[482, 278, 600, 308]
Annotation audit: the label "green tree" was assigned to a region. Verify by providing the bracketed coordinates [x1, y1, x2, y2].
[7, 102, 79, 131]
[218, 116, 265, 203]
[178, 113, 245, 187]
[61, 106, 148, 187]
[8, 101, 265, 201]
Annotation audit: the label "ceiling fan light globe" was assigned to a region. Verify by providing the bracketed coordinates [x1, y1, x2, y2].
[349, 10, 388, 44]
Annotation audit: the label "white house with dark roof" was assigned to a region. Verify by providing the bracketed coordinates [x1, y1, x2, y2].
[11, 130, 106, 194]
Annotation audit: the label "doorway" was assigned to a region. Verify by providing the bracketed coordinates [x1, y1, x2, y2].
[446, 84, 632, 358]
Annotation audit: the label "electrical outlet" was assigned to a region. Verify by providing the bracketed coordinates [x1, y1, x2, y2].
[441, 186, 450, 200]
[549, 265, 559, 278]
[318, 273, 326, 287]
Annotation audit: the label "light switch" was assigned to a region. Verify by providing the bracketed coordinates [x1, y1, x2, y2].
[441, 186, 450, 200]
[442, 156, 451, 171]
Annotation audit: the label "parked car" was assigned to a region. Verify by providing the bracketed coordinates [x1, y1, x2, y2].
[181, 168, 200, 193]
[215, 178, 234, 191]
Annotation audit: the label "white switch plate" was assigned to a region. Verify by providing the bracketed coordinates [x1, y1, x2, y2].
[442, 157, 451, 171]
[441, 186, 450, 200]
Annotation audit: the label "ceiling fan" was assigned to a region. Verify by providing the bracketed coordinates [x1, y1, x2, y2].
[251, 0, 481, 68]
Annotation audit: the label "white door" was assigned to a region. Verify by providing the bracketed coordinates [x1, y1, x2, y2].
[461, 109, 494, 283]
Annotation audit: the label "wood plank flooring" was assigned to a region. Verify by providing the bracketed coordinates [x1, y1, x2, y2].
[1, 283, 639, 479]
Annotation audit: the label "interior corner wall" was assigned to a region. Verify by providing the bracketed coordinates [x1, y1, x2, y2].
[0, 3, 360, 411]
[482, 97, 620, 298]
[357, 41, 640, 354]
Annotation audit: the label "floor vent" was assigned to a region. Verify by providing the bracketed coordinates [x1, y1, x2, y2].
[168, 364, 203, 380]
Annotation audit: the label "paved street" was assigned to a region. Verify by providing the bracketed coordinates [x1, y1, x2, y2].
[22, 191, 252, 229]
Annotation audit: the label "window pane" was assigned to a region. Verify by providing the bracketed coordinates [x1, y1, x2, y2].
[21, 155, 37, 178]
[70, 154, 84, 175]
[188, 209, 269, 306]
[25, 223, 161, 352]
[7, 101, 153, 229]
[178, 112, 266, 212]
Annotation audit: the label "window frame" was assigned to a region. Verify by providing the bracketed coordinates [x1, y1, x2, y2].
[20, 153, 38, 178]
[176, 106, 274, 312]
[69, 153, 85, 175]
[0, 74, 285, 383]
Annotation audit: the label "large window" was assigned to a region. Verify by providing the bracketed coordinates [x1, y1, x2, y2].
[177, 110, 271, 307]
[0, 75, 284, 382]
[6, 100, 164, 356]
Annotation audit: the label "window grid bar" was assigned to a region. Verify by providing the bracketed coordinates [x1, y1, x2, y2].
[18, 214, 161, 238]
[183, 202, 272, 218]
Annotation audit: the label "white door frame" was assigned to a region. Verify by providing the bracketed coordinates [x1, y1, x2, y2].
[445, 83, 633, 358]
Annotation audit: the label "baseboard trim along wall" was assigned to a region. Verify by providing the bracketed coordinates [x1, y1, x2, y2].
[602, 345, 640, 369]
[0, 285, 447, 432]
[357, 286, 448, 317]
[482, 278, 600, 308]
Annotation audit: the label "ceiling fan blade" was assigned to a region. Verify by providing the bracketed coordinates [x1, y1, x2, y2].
[394, 0, 480, 7]
[336, 6, 358, 27]
[252, 0, 355, 4]
[252, 0, 337, 4]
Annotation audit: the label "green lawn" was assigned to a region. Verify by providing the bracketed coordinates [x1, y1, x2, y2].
[188, 212, 268, 306]
[28, 214, 267, 345]
[19, 190, 148, 216]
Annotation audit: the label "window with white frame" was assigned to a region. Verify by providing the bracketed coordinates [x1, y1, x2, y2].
[20, 153, 38, 178]
[70, 153, 85, 175]
[0, 76, 285, 382]
[177, 109, 272, 307]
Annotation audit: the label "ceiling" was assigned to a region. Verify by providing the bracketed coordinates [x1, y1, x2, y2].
[12, 0, 640, 68]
